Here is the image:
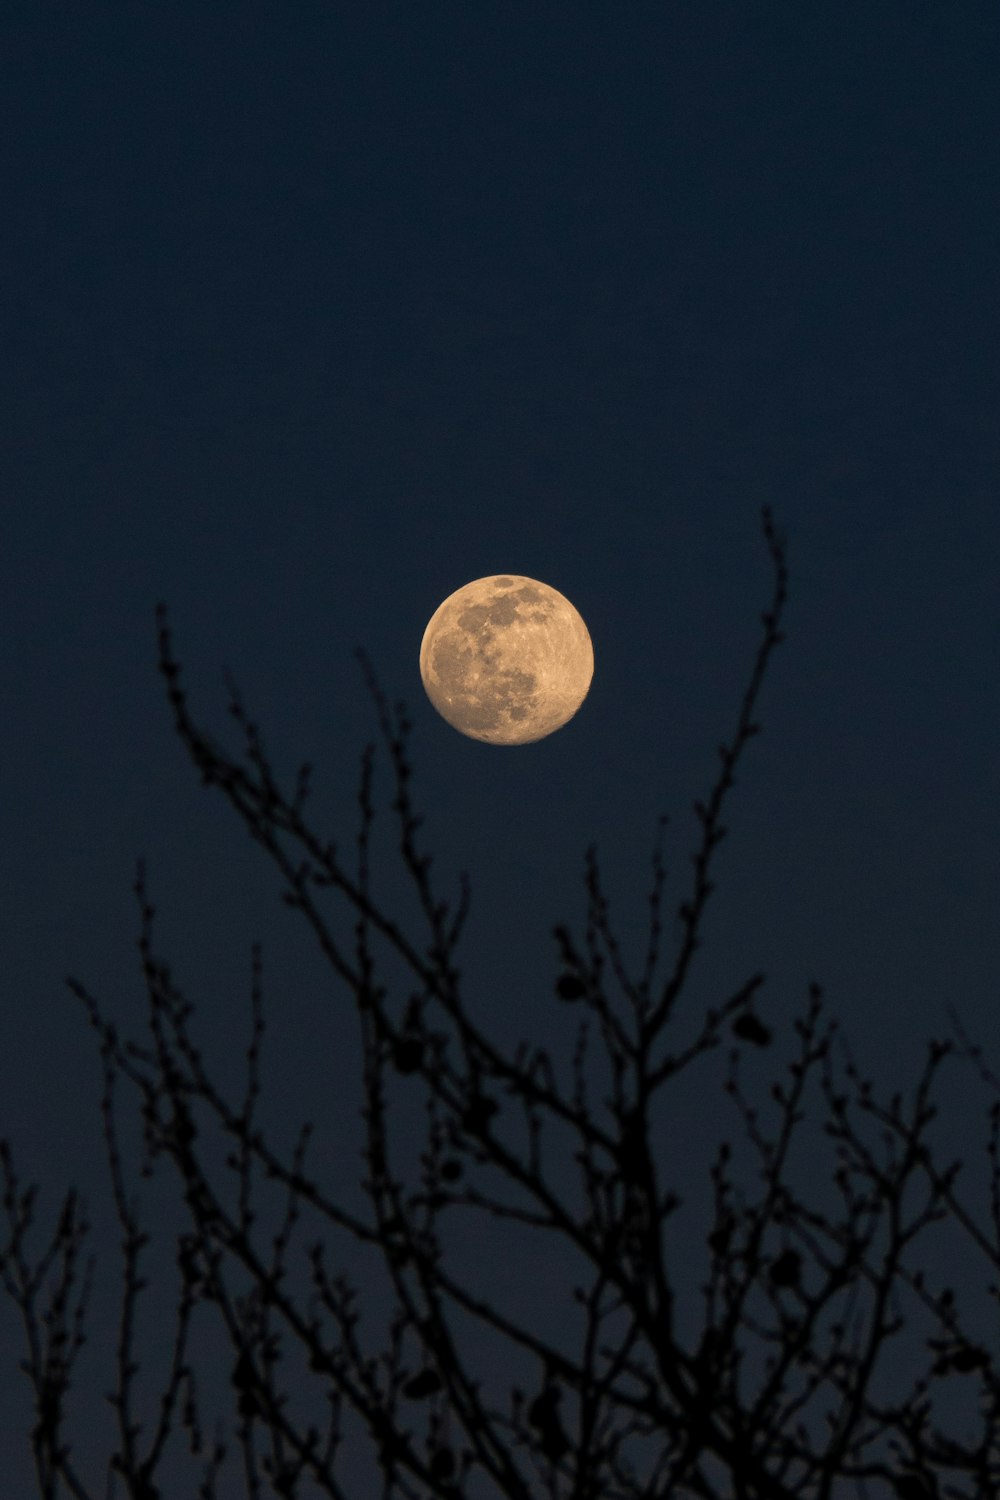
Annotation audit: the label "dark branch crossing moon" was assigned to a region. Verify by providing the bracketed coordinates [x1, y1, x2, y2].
[419, 575, 594, 744]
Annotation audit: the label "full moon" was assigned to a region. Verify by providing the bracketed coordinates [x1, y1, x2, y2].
[419, 575, 594, 745]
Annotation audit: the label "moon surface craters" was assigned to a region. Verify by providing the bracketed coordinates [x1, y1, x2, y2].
[419, 575, 593, 745]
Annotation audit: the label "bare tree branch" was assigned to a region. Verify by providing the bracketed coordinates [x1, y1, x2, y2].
[4, 509, 999, 1498]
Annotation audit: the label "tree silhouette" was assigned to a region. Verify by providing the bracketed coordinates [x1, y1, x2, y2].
[3, 509, 998, 1498]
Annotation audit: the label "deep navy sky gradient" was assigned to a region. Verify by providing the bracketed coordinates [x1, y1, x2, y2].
[3, 5, 1000, 1494]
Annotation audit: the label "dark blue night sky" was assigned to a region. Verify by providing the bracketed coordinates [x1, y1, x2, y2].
[2, 4, 999, 1494]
